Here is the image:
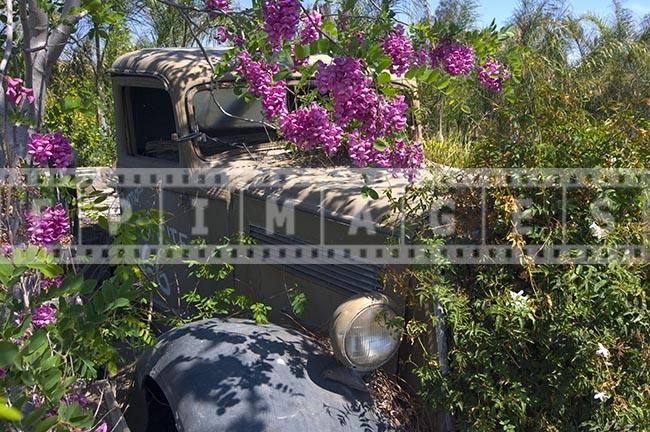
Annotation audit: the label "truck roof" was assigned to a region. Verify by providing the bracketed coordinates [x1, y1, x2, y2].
[110, 47, 416, 95]
[110, 47, 230, 95]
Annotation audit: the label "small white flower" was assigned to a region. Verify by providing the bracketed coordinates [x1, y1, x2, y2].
[596, 342, 610, 359]
[509, 290, 528, 309]
[589, 222, 607, 240]
[594, 391, 608, 402]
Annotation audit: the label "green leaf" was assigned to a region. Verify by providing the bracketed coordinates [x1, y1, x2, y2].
[0, 341, 19, 367]
[63, 95, 81, 111]
[377, 71, 391, 85]
[0, 404, 22, 421]
[294, 44, 309, 60]
[361, 185, 380, 200]
[320, 20, 337, 38]
[404, 68, 418, 79]
[41, 369, 62, 391]
[34, 414, 58, 432]
[374, 138, 388, 151]
[30, 263, 63, 278]
[380, 86, 398, 97]
[106, 297, 130, 311]
[316, 38, 330, 52]
[24, 331, 48, 355]
[375, 56, 392, 73]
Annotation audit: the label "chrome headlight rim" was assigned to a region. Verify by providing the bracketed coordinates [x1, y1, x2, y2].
[330, 294, 400, 372]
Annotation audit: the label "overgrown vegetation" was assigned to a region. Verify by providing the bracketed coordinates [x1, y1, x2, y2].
[396, 2, 650, 430]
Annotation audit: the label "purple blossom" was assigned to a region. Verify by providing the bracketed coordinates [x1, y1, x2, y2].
[32, 303, 57, 327]
[0, 368, 6, 379]
[25, 203, 70, 246]
[477, 57, 510, 92]
[363, 95, 407, 138]
[314, 57, 375, 126]
[347, 132, 375, 167]
[390, 139, 424, 181]
[1, 243, 12, 257]
[215, 26, 231, 44]
[32, 393, 45, 407]
[300, 9, 322, 44]
[280, 103, 343, 156]
[85, 423, 108, 432]
[382, 25, 413, 76]
[235, 51, 286, 120]
[205, 0, 229, 17]
[5, 77, 34, 105]
[64, 392, 89, 407]
[41, 275, 64, 290]
[261, 81, 288, 119]
[413, 47, 430, 68]
[433, 41, 475, 76]
[263, 0, 301, 51]
[27, 131, 73, 168]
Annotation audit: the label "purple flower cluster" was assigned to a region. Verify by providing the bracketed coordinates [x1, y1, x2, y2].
[216, 26, 231, 43]
[382, 25, 413, 76]
[413, 47, 430, 68]
[235, 51, 286, 119]
[25, 203, 70, 246]
[477, 58, 510, 92]
[27, 131, 73, 168]
[391, 139, 424, 181]
[262, 81, 288, 119]
[300, 9, 322, 44]
[347, 132, 384, 167]
[205, 0, 229, 18]
[32, 303, 57, 328]
[347, 134, 424, 179]
[263, 0, 301, 51]
[361, 95, 407, 139]
[280, 103, 343, 156]
[1, 243, 12, 257]
[0, 368, 6, 379]
[314, 57, 407, 136]
[42, 275, 65, 290]
[64, 392, 89, 407]
[432, 41, 475, 76]
[5, 77, 34, 105]
[315, 57, 375, 126]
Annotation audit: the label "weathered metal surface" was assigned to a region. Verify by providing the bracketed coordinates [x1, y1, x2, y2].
[134, 319, 388, 432]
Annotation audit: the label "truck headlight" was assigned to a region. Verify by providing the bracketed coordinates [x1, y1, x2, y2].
[330, 294, 400, 372]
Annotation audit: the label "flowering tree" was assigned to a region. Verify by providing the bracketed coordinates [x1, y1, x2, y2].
[162, 0, 514, 178]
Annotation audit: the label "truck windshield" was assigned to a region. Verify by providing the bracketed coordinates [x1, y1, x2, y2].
[192, 88, 277, 157]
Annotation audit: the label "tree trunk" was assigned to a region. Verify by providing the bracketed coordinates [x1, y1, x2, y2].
[94, 28, 107, 130]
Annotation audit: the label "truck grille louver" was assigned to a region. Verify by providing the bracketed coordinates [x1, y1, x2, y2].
[248, 225, 381, 294]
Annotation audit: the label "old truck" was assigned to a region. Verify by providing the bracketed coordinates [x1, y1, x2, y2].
[109, 48, 434, 432]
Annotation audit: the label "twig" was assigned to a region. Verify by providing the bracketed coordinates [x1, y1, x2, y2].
[299, 3, 340, 48]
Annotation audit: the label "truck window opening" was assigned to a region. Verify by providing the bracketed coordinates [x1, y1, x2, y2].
[192, 88, 277, 157]
[129, 86, 178, 162]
